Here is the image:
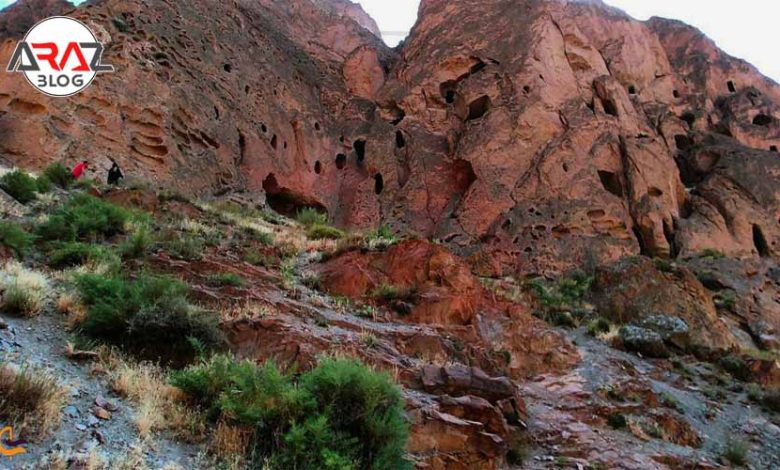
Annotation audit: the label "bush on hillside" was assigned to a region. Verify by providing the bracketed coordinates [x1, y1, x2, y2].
[42, 163, 73, 189]
[171, 356, 410, 470]
[296, 208, 328, 227]
[0, 170, 39, 204]
[74, 273, 223, 360]
[0, 221, 34, 258]
[46, 241, 120, 270]
[308, 224, 346, 240]
[36, 194, 130, 242]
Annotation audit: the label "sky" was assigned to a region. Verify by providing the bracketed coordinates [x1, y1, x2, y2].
[1, 0, 777, 83]
[355, 0, 780, 84]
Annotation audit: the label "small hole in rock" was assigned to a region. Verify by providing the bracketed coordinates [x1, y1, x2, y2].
[271, 134, 278, 150]
[315, 122, 320, 131]
[628, 85, 637, 95]
[223, 64, 232, 73]
[753, 114, 773, 126]
[598, 170, 624, 198]
[467, 95, 491, 121]
[354, 139, 366, 162]
[673, 90, 680, 98]
[727, 81, 736, 93]
[681, 113, 696, 127]
[314, 161, 322, 174]
[261, 123, 267, 133]
[335, 154, 347, 169]
[771, 146, 778, 152]
[602, 99, 618, 117]
[753, 224, 770, 257]
[674, 134, 693, 151]
[374, 174, 384, 195]
[395, 130, 406, 148]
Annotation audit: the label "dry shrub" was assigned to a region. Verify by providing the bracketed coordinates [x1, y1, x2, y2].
[109, 357, 204, 440]
[0, 363, 66, 437]
[0, 261, 51, 316]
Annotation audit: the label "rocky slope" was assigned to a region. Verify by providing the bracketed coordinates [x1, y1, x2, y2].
[1, 0, 780, 468]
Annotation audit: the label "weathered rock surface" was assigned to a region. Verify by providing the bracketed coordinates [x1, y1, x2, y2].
[591, 257, 738, 355]
[2, 0, 780, 276]
[0, 0, 74, 41]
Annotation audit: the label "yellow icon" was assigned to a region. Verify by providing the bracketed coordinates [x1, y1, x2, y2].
[0, 426, 26, 458]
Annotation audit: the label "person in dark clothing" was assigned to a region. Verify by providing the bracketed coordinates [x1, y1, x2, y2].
[107, 161, 124, 185]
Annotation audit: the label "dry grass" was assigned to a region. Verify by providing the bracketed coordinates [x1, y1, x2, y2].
[210, 421, 252, 467]
[0, 260, 51, 316]
[0, 363, 66, 437]
[35, 448, 106, 470]
[106, 354, 204, 440]
[57, 291, 89, 328]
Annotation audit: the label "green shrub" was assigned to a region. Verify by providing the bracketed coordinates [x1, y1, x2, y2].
[42, 163, 73, 189]
[245, 250, 276, 267]
[529, 272, 592, 310]
[308, 224, 346, 240]
[296, 208, 328, 227]
[0, 221, 33, 257]
[607, 412, 627, 429]
[35, 175, 53, 194]
[0, 170, 39, 204]
[75, 273, 223, 359]
[36, 194, 130, 242]
[118, 225, 153, 259]
[719, 355, 752, 382]
[46, 242, 120, 270]
[370, 284, 402, 301]
[209, 272, 245, 287]
[172, 356, 410, 470]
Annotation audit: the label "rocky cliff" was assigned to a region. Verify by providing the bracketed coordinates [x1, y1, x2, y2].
[1, 0, 779, 275]
[2, 1, 780, 468]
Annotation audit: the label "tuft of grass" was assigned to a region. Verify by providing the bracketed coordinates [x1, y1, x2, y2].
[714, 290, 737, 311]
[0, 364, 66, 436]
[307, 224, 346, 240]
[42, 162, 73, 189]
[587, 317, 611, 337]
[171, 355, 411, 470]
[209, 273, 246, 288]
[300, 272, 322, 290]
[295, 208, 328, 227]
[35, 175, 54, 194]
[164, 234, 205, 261]
[244, 250, 276, 268]
[119, 224, 154, 259]
[722, 437, 749, 466]
[0, 261, 50, 316]
[529, 272, 592, 311]
[700, 249, 725, 260]
[607, 412, 627, 429]
[0, 169, 39, 204]
[75, 273, 224, 361]
[0, 221, 34, 258]
[370, 283, 402, 301]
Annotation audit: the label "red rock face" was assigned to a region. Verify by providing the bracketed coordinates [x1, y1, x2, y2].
[3, 0, 778, 275]
[0, 0, 74, 41]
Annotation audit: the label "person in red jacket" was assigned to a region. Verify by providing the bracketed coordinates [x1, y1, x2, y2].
[71, 161, 89, 180]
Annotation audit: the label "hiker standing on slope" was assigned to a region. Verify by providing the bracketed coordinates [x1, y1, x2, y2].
[71, 160, 89, 180]
[107, 160, 124, 186]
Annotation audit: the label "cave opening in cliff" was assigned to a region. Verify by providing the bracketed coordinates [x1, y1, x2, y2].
[467, 96, 491, 121]
[315, 122, 320, 131]
[354, 139, 366, 162]
[628, 85, 637, 95]
[727, 81, 736, 93]
[395, 130, 406, 149]
[261, 123, 267, 133]
[263, 173, 327, 218]
[771, 146, 778, 152]
[753, 114, 773, 126]
[673, 90, 680, 99]
[223, 63, 232, 73]
[271, 134, 278, 149]
[374, 173, 384, 195]
[602, 99, 618, 117]
[314, 161, 322, 174]
[597, 170, 623, 198]
[674, 134, 693, 151]
[681, 112, 696, 127]
[753, 224, 770, 257]
[440, 81, 458, 104]
[335, 153, 347, 169]
[238, 131, 246, 163]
